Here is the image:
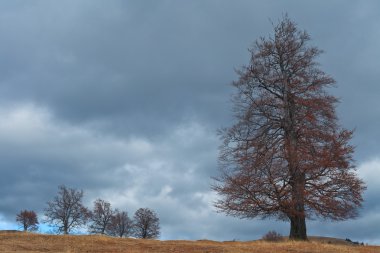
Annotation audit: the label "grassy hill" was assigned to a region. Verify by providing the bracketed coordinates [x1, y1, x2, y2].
[0, 232, 378, 253]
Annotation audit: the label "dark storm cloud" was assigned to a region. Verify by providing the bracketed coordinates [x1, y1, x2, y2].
[0, 0, 379, 244]
[0, 0, 246, 135]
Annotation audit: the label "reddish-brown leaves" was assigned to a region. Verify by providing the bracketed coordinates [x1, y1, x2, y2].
[16, 210, 39, 231]
[213, 16, 366, 239]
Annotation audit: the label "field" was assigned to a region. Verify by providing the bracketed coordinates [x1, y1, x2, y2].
[0, 232, 379, 253]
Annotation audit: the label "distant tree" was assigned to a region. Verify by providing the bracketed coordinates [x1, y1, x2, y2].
[44, 185, 90, 234]
[106, 209, 133, 238]
[213, 16, 366, 240]
[133, 208, 160, 239]
[89, 199, 114, 234]
[16, 210, 39, 231]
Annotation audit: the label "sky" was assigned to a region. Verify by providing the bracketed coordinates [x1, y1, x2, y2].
[0, 0, 379, 245]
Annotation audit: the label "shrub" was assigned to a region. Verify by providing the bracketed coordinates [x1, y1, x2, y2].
[262, 230, 283, 242]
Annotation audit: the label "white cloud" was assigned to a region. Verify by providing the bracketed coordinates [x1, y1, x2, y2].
[0, 103, 222, 237]
[357, 158, 380, 188]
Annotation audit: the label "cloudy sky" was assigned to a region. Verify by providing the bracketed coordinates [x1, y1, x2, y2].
[0, 0, 379, 244]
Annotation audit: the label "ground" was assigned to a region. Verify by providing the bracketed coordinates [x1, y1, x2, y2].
[0, 232, 378, 253]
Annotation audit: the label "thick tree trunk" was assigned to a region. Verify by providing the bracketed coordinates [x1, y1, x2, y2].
[289, 172, 307, 240]
[289, 215, 307, 240]
[283, 81, 308, 240]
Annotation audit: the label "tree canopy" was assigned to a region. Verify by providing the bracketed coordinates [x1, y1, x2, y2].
[213, 16, 366, 240]
[133, 208, 160, 239]
[44, 185, 90, 234]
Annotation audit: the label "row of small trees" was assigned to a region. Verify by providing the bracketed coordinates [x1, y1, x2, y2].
[16, 185, 160, 239]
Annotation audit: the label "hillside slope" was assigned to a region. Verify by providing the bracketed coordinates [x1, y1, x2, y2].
[0, 232, 378, 253]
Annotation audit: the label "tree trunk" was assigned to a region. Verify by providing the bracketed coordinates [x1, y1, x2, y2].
[283, 81, 308, 240]
[63, 223, 69, 235]
[289, 173, 307, 240]
[289, 215, 307, 240]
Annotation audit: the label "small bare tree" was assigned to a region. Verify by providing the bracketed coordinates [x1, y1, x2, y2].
[106, 209, 133, 238]
[89, 199, 114, 234]
[16, 210, 39, 231]
[44, 185, 90, 234]
[133, 208, 160, 239]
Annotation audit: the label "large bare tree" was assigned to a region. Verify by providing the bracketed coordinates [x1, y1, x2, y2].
[16, 210, 39, 232]
[133, 208, 160, 239]
[213, 16, 366, 240]
[89, 199, 114, 234]
[44, 185, 90, 234]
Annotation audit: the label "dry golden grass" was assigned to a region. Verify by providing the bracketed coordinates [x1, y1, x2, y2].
[0, 232, 378, 253]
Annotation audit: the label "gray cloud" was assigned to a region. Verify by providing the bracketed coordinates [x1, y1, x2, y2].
[0, 0, 379, 244]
